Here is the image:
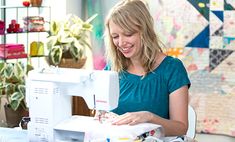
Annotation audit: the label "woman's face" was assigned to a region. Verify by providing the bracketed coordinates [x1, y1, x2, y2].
[109, 20, 141, 60]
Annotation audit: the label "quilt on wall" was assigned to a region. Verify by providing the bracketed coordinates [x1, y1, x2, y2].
[148, 0, 235, 137]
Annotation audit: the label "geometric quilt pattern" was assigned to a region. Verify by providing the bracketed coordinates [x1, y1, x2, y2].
[147, 0, 235, 137]
[209, 49, 233, 71]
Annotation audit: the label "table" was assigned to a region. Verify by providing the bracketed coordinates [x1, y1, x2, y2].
[0, 127, 28, 142]
[0, 127, 194, 142]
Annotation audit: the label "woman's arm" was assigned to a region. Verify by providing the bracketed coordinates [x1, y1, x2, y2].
[149, 85, 189, 136]
[112, 85, 189, 136]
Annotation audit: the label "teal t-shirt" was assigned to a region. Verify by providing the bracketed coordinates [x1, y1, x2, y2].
[111, 56, 191, 119]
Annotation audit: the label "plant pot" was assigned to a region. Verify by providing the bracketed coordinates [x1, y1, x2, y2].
[58, 58, 87, 69]
[46, 55, 87, 69]
[30, 0, 43, 7]
[4, 104, 24, 128]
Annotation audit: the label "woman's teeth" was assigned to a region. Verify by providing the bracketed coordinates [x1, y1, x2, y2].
[119, 46, 132, 52]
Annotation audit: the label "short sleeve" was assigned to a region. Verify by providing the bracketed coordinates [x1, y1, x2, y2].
[167, 58, 191, 94]
[103, 64, 111, 70]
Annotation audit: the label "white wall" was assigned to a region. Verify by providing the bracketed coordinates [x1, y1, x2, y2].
[49, 0, 66, 20]
[66, 0, 82, 18]
[50, 0, 82, 20]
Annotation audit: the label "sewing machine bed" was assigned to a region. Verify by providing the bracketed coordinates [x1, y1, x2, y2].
[54, 115, 163, 141]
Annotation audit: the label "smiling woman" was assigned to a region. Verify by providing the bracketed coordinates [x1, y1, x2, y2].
[103, 0, 191, 136]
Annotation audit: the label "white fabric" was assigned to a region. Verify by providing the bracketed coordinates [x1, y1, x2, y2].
[54, 115, 164, 141]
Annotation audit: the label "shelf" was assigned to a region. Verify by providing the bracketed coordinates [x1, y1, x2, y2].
[0, 54, 27, 60]
[29, 55, 46, 58]
[0, 5, 50, 9]
[0, 3, 51, 68]
[0, 54, 48, 59]
[1, 30, 49, 35]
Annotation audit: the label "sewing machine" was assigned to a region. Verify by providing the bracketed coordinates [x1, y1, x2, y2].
[26, 67, 120, 142]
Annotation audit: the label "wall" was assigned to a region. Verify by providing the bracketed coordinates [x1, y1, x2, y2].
[66, 0, 82, 18]
[86, 0, 119, 69]
[148, 0, 235, 138]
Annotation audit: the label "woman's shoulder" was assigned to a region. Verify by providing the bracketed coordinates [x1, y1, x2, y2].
[164, 55, 182, 63]
[154, 55, 186, 75]
[153, 52, 183, 68]
[162, 56, 184, 68]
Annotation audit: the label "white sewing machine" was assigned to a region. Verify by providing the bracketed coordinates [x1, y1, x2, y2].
[26, 67, 120, 142]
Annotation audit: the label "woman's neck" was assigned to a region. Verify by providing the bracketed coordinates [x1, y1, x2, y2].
[127, 52, 166, 76]
[127, 59, 145, 76]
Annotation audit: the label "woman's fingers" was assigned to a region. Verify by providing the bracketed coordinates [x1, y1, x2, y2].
[112, 111, 153, 125]
[128, 119, 138, 125]
[112, 112, 137, 125]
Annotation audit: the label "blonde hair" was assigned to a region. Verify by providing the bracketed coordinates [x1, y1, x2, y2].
[104, 0, 163, 74]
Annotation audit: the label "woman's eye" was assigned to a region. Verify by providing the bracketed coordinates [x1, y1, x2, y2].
[125, 33, 133, 37]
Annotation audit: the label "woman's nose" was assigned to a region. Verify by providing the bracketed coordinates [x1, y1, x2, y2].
[119, 38, 127, 47]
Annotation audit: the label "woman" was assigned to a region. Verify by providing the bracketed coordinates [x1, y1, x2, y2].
[104, 0, 191, 136]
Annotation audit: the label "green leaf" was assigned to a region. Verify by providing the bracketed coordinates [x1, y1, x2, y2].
[0, 62, 5, 74]
[6, 75, 20, 84]
[10, 91, 24, 101]
[50, 21, 60, 35]
[5, 83, 15, 96]
[79, 38, 91, 50]
[17, 85, 25, 96]
[10, 100, 19, 111]
[13, 62, 24, 80]
[0, 83, 4, 96]
[9, 91, 23, 111]
[82, 23, 92, 31]
[26, 64, 34, 74]
[10, 100, 20, 111]
[47, 36, 55, 49]
[4, 63, 13, 79]
[69, 43, 80, 61]
[59, 36, 74, 44]
[49, 46, 63, 65]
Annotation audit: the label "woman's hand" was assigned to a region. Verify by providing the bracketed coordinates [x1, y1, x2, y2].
[93, 110, 119, 123]
[112, 111, 154, 125]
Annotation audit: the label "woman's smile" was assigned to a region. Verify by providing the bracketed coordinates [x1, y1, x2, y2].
[118, 45, 133, 54]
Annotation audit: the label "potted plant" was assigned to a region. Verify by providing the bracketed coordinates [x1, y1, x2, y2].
[0, 61, 33, 127]
[46, 13, 97, 67]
